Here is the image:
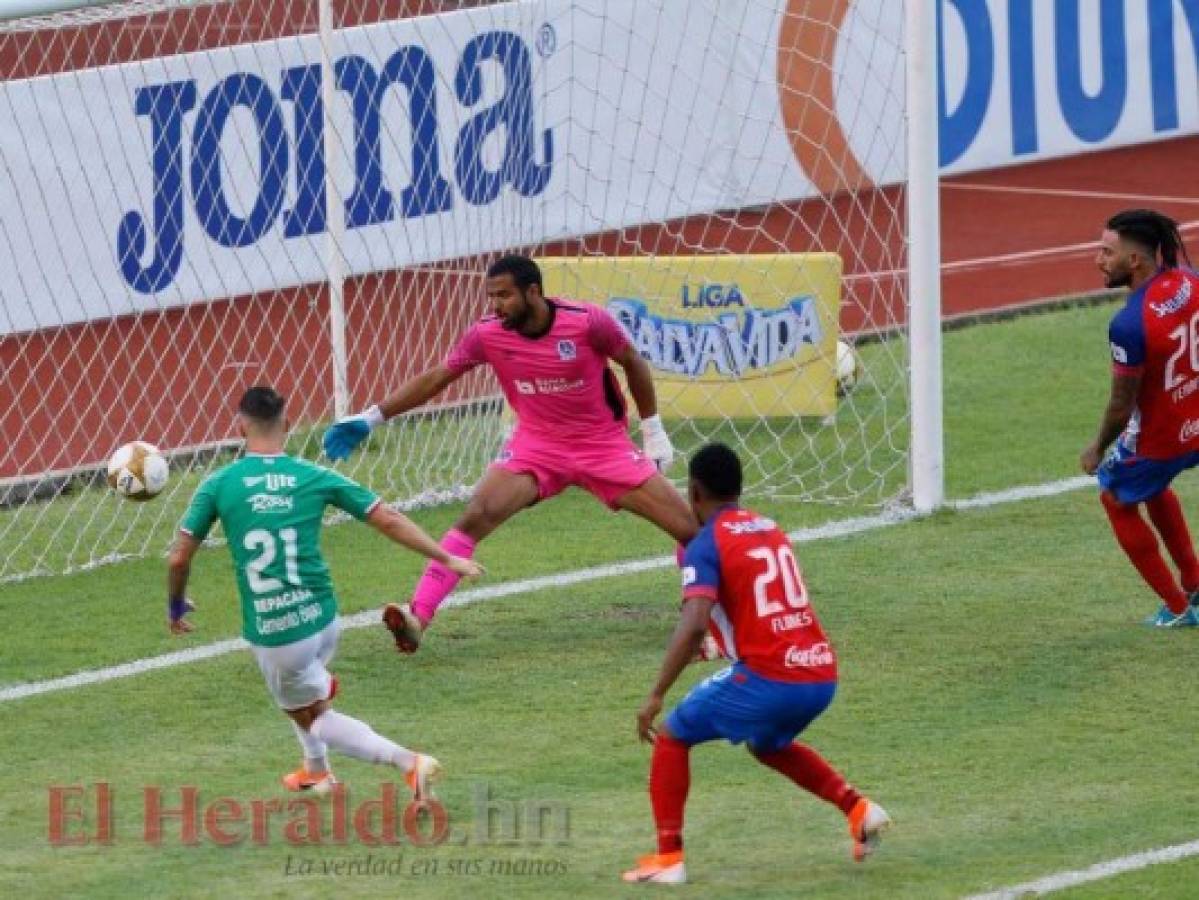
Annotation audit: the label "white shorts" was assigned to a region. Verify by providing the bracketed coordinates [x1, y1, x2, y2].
[252, 619, 339, 711]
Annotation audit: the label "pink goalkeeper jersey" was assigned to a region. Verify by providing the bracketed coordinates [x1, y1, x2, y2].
[444, 299, 634, 443]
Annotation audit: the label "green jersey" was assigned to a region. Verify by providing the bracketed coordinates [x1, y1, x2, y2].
[180, 453, 380, 647]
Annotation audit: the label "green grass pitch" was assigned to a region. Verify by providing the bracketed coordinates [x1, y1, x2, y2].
[5, 300, 1199, 898]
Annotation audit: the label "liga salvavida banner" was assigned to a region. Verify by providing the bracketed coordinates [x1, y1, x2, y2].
[1, 0, 1198, 335]
[538, 255, 842, 418]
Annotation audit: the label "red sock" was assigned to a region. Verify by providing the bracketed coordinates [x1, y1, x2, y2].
[753, 742, 862, 815]
[1101, 493, 1189, 613]
[1145, 489, 1199, 593]
[649, 734, 690, 854]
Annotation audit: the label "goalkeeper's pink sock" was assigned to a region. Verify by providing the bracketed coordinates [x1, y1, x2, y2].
[411, 528, 477, 625]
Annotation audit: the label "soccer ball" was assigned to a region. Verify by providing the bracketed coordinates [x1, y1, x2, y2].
[107, 441, 169, 501]
[835, 339, 862, 397]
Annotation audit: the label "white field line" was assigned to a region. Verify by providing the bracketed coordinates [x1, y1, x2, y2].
[944, 182, 1199, 206]
[965, 839, 1199, 899]
[0, 475, 1092, 705]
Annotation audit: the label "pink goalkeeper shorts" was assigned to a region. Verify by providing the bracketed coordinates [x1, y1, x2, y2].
[492, 432, 657, 509]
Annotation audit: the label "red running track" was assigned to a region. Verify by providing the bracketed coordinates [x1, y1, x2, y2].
[4, 135, 1197, 479]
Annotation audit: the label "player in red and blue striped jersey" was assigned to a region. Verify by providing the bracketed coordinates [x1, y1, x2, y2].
[622, 443, 890, 885]
[1081, 209, 1199, 627]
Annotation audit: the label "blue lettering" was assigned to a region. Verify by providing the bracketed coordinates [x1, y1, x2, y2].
[114, 31, 556, 294]
[938, 0, 993, 166]
[190, 73, 288, 247]
[117, 81, 197, 294]
[1055, 0, 1126, 143]
[680, 283, 747, 308]
[281, 64, 325, 238]
[608, 297, 822, 377]
[335, 56, 396, 228]
[454, 31, 553, 205]
[1007, 0, 1038, 155]
[336, 47, 453, 228]
[1149, 0, 1199, 133]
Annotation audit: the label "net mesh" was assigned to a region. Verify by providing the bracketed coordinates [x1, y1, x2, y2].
[0, 0, 911, 580]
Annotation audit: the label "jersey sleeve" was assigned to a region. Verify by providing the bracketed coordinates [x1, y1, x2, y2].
[681, 528, 721, 602]
[179, 472, 221, 541]
[1108, 305, 1145, 374]
[586, 304, 632, 358]
[320, 467, 381, 521]
[444, 324, 487, 375]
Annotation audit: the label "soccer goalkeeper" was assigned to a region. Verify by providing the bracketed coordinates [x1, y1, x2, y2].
[323, 254, 697, 652]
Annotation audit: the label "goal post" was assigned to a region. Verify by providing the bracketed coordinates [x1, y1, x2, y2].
[906, 0, 944, 513]
[0, 0, 941, 580]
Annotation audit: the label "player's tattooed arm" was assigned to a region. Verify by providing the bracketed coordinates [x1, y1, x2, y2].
[1081, 370, 1141, 474]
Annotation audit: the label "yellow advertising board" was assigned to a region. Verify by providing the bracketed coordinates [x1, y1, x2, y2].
[537, 254, 841, 417]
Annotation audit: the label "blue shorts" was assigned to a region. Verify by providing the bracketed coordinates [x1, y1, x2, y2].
[664, 662, 836, 754]
[1097, 438, 1199, 504]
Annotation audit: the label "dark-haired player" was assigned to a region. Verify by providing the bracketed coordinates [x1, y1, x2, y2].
[1081, 209, 1199, 627]
[623, 443, 889, 885]
[323, 254, 697, 652]
[168, 386, 482, 793]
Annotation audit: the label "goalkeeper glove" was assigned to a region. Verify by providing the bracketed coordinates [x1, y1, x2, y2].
[168, 596, 196, 635]
[639, 414, 675, 471]
[323, 405, 385, 461]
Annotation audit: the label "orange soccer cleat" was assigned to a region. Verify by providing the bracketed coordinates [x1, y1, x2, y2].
[281, 767, 337, 795]
[848, 798, 892, 861]
[621, 851, 686, 884]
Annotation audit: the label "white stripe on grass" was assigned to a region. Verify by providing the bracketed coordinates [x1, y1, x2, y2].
[965, 839, 1199, 899]
[0, 475, 1091, 705]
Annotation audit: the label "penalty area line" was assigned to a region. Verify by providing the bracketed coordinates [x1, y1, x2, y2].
[965, 838, 1199, 899]
[0, 474, 1092, 705]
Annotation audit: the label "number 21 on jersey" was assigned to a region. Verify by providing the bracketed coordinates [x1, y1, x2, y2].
[243, 528, 301, 594]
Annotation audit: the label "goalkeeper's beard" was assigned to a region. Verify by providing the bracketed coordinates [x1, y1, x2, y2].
[500, 305, 531, 331]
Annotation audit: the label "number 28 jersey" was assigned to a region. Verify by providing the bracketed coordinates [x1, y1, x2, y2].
[1108, 267, 1199, 459]
[681, 506, 836, 683]
[180, 453, 381, 647]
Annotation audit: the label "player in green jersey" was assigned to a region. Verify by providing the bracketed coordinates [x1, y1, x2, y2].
[168, 386, 482, 795]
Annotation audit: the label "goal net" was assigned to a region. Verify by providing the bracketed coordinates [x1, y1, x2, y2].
[0, 0, 915, 580]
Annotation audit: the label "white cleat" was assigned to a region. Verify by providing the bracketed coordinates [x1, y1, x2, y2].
[405, 753, 442, 802]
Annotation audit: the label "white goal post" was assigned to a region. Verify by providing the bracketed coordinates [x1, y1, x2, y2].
[0, 0, 942, 580]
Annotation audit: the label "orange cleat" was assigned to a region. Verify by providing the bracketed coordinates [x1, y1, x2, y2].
[848, 798, 892, 861]
[281, 767, 337, 795]
[621, 851, 686, 884]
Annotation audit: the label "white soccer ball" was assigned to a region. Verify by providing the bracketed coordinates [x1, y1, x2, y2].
[835, 339, 862, 397]
[107, 441, 169, 501]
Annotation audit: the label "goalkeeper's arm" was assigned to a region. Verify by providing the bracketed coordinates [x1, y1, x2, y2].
[612, 345, 674, 471]
[323, 364, 462, 461]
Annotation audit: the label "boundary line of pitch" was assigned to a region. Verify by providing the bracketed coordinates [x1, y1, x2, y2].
[0, 475, 1093, 705]
[963, 839, 1199, 899]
